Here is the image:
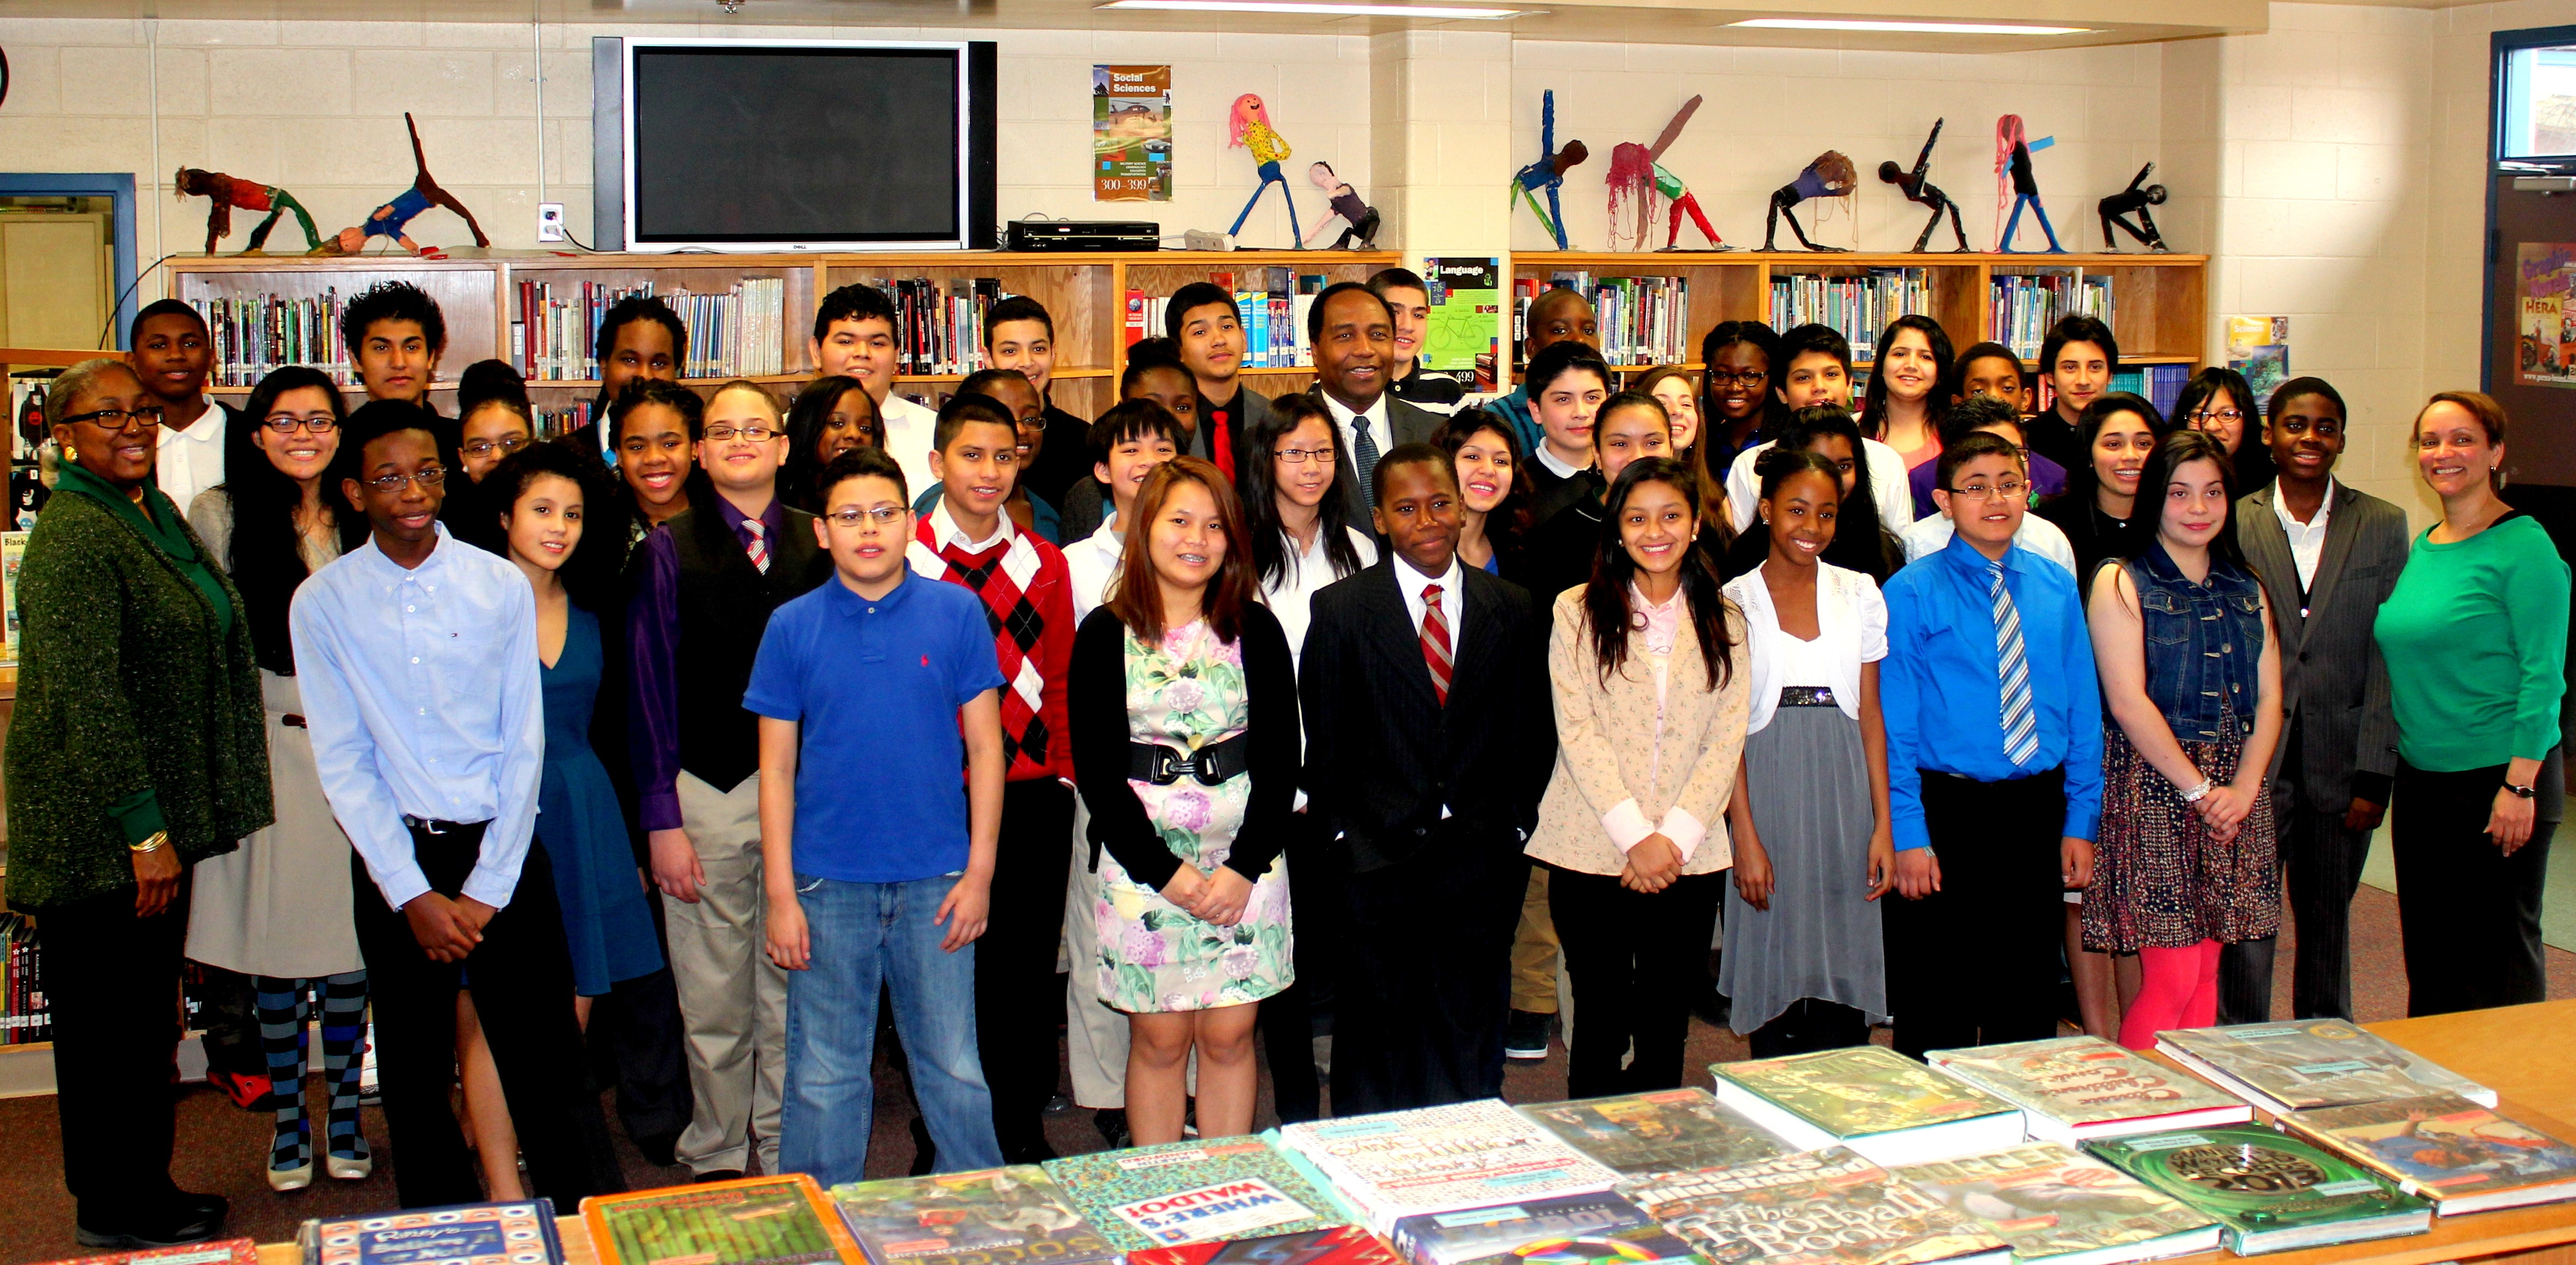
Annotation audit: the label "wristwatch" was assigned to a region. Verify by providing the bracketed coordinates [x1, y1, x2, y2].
[128, 829, 169, 854]
[2506, 782, 2538, 800]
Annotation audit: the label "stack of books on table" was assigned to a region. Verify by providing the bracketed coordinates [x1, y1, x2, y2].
[1927, 1036, 2254, 1143]
[1711, 1045, 2027, 1165]
[1275, 1099, 1623, 1234]
[2154, 1019, 2497, 1114]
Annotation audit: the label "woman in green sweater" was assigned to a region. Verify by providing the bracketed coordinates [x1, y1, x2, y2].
[2373, 391, 2570, 1018]
[4, 358, 270, 1249]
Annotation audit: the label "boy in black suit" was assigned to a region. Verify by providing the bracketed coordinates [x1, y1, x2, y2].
[1300, 444, 1555, 1114]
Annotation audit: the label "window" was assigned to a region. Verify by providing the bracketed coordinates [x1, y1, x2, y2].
[2498, 33, 2576, 161]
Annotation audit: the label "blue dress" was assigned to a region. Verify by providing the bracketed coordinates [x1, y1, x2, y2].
[540, 605, 665, 996]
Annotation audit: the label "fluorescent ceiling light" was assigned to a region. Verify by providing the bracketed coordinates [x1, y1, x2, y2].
[1728, 18, 2092, 34]
[1101, 0, 1525, 16]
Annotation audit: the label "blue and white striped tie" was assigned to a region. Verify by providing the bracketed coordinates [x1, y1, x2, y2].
[1990, 560, 2039, 768]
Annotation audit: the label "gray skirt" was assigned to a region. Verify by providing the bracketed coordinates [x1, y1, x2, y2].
[1718, 699, 1888, 1033]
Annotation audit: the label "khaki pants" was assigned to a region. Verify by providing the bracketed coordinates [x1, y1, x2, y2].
[1062, 794, 1130, 1108]
[666, 770, 787, 1175]
[1510, 865, 1561, 1014]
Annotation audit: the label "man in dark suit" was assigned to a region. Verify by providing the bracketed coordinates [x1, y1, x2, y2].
[2221, 378, 2409, 1023]
[1301, 444, 1555, 1114]
[1306, 282, 1442, 532]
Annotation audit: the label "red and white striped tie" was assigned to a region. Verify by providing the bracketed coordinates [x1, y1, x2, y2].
[1420, 584, 1452, 706]
[744, 519, 770, 573]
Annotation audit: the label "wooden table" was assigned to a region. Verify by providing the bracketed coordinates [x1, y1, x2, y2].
[254, 1002, 2576, 1265]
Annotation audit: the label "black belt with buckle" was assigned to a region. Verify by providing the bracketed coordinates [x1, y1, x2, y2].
[1779, 686, 1838, 707]
[1129, 732, 1251, 786]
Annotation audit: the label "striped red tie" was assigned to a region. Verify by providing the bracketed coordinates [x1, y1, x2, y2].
[1420, 584, 1452, 706]
[744, 518, 770, 573]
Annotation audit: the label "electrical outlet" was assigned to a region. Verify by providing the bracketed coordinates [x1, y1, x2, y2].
[537, 203, 567, 243]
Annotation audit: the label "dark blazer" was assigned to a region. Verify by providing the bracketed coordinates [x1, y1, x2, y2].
[2235, 480, 2409, 813]
[1299, 559, 1555, 871]
[1068, 603, 1300, 887]
[1304, 386, 1442, 531]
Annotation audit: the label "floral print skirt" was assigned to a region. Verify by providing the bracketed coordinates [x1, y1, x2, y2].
[1094, 845, 1293, 1013]
[2083, 716, 2281, 954]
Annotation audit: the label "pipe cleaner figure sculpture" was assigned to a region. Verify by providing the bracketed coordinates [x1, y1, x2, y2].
[1509, 90, 1589, 251]
[2098, 162, 2171, 252]
[1301, 161, 1381, 249]
[1227, 94, 1301, 246]
[1992, 114, 2064, 253]
[319, 113, 490, 259]
[1762, 151, 1858, 252]
[1878, 118, 1972, 253]
[174, 168, 322, 255]
[1606, 95, 1725, 252]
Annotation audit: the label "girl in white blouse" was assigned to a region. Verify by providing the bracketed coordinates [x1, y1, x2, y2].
[1244, 394, 1378, 667]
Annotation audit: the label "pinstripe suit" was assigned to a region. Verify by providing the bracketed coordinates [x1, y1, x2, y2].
[2218, 479, 2409, 1023]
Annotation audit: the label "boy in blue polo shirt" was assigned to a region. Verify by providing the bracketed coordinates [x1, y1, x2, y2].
[747, 446, 1008, 1185]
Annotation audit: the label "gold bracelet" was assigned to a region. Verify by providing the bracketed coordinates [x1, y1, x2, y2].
[128, 830, 168, 854]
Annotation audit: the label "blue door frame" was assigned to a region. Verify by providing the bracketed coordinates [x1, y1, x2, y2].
[0, 172, 140, 351]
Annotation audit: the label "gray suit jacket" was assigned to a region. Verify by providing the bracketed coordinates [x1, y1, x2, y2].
[1303, 385, 1442, 530]
[2235, 480, 2410, 812]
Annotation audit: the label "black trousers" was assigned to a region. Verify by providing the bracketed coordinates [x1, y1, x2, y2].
[353, 821, 624, 1208]
[1330, 823, 1524, 1115]
[43, 877, 192, 1227]
[587, 958, 692, 1158]
[979, 778, 1073, 1163]
[1256, 813, 1339, 1125]
[2390, 760, 2557, 1018]
[1749, 999, 1872, 1059]
[1547, 865, 1724, 1099]
[1886, 769, 2067, 1059]
[2217, 786, 2376, 1023]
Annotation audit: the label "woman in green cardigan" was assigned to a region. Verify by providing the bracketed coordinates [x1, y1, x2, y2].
[2374, 391, 2571, 1019]
[4, 358, 270, 1249]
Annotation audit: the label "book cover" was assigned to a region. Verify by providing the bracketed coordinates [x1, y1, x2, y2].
[1127, 1226, 1406, 1265]
[2155, 1020, 2493, 1112]
[1894, 1144, 2218, 1264]
[1928, 1037, 2250, 1140]
[828, 1166, 1118, 1265]
[31, 1240, 258, 1265]
[585, 1175, 863, 1265]
[307, 1200, 561, 1265]
[1388, 1191, 1696, 1265]
[2083, 1126, 2428, 1251]
[1618, 1146, 2008, 1265]
[1042, 1138, 1345, 1251]
[1714, 1046, 2019, 1139]
[2281, 1092, 2576, 1211]
[1278, 1099, 1621, 1233]
[1514, 1088, 1794, 1176]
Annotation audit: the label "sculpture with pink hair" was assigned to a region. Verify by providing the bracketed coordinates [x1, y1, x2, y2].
[1992, 113, 2065, 253]
[1605, 95, 1722, 252]
[1227, 94, 1302, 246]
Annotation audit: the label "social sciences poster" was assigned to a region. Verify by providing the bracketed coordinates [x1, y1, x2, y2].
[1095, 65, 1172, 201]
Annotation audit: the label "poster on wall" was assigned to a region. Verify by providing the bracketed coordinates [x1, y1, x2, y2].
[1423, 257, 1502, 391]
[2224, 315, 2290, 403]
[2517, 243, 2576, 388]
[1094, 65, 1172, 202]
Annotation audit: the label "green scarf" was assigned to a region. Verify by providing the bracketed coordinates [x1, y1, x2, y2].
[53, 461, 235, 640]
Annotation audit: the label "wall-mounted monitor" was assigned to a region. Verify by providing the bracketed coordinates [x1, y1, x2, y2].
[616, 37, 997, 253]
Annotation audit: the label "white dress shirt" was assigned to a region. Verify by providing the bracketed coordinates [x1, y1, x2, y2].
[1318, 390, 1393, 493]
[2273, 476, 2335, 594]
[1397, 552, 1463, 820]
[1898, 510, 2078, 577]
[879, 392, 941, 506]
[1262, 524, 1379, 671]
[155, 399, 230, 520]
[290, 524, 545, 911]
[1067, 513, 1126, 625]
[1726, 435, 1915, 534]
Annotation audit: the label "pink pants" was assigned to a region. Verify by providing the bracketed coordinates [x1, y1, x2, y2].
[2117, 939, 2220, 1050]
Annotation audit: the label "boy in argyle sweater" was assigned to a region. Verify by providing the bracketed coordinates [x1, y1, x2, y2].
[905, 392, 1077, 1162]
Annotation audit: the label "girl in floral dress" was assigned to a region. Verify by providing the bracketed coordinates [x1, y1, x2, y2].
[1069, 457, 1301, 1145]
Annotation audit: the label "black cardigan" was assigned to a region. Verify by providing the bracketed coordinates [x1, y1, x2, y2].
[1068, 602, 1300, 890]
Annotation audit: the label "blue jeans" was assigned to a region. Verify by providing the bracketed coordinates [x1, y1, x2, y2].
[779, 873, 1001, 1185]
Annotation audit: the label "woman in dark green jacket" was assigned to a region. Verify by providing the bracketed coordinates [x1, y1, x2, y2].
[4, 358, 270, 1249]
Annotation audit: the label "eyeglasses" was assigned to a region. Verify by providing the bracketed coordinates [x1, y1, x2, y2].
[2274, 416, 2342, 438]
[1946, 478, 2029, 502]
[63, 405, 164, 432]
[461, 435, 531, 458]
[824, 506, 906, 527]
[703, 424, 778, 443]
[2192, 408, 2245, 425]
[1274, 445, 1337, 465]
[1705, 370, 1769, 389]
[361, 467, 448, 493]
[263, 414, 340, 434]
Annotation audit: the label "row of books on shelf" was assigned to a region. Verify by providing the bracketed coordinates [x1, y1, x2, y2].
[1767, 268, 1932, 360]
[1124, 268, 1334, 369]
[1514, 270, 2125, 368]
[190, 293, 359, 388]
[1995, 273, 2117, 360]
[514, 278, 792, 382]
[1514, 274, 1694, 367]
[2030, 364, 2191, 421]
[0, 911, 46, 1044]
[158, 1018, 2572, 1265]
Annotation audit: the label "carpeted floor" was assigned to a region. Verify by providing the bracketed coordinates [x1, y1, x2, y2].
[0, 879, 2566, 1262]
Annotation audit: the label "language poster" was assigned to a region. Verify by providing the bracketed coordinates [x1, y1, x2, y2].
[2518, 242, 2576, 387]
[1095, 65, 1172, 202]
[1422, 256, 1502, 390]
[2224, 315, 2289, 403]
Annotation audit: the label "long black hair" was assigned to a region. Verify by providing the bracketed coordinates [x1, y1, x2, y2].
[1775, 405, 1901, 582]
[1242, 393, 1366, 590]
[226, 366, 361, 674]
[782, 375, 877, 512]
[2063, 391, 2169, 511]
[1433, 406, 1533, 557]
[1585, 456, 1733, 690]
[1858, 313, 1954, 444]
[482, 440, 625, 611]
[2124, 428, 2250, 573]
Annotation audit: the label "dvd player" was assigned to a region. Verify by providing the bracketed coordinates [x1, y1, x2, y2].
[1006, 220, 1160, 252]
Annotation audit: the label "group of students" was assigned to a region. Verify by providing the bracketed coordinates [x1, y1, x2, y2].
[23, 265, 2570, 1247]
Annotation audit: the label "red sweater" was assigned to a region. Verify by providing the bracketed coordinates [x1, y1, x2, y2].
[907, 516, 1077, 782]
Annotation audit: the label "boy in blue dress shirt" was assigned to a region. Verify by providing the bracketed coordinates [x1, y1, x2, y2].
[747, 445, 1008, 1185]
[1880, 431, 2101, 1059]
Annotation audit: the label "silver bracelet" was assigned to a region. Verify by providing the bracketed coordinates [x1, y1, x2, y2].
[2179, 776, 2214, 804]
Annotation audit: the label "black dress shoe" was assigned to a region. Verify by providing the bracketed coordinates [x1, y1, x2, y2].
[77, 1194, 228, 1250]
[635, 1132, 682, 1169]
[692, 1169, 745, 1184]
[1094, 1107, 1131, 1150]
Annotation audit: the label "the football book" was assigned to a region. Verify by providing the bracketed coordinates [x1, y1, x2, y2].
[1387, 1191, 1697, 1265]
[2279, 1092, 2576, 1215]
[1277, 1099, 1622, 1234]
[2154, 1020, 2494, 1115]
[1042, 1138, 1347, 1251]
[2082, 1125, 2430, 1254]
[1618, 1146, 2010, 1265]
[827, 1166, 1120, 1265]
[302, 1201, 563, 1265]
[1893, 1142, 2219, 1265]
[584, 1174, 864, 1265]
[1712, 1046, 2024, 1166]
[1513, 1088, 1796, 1176]
[1125, 1226, 1406, 1265]
[1927, 1037, 2252, 1143]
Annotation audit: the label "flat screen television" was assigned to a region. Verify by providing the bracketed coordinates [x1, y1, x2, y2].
[616, 38, 997, 252]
